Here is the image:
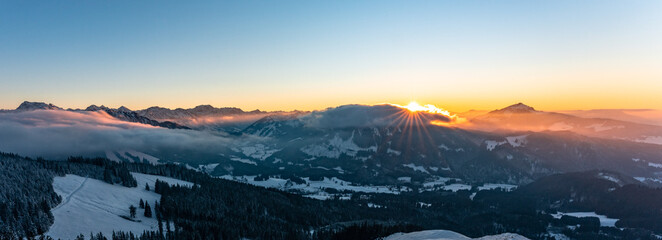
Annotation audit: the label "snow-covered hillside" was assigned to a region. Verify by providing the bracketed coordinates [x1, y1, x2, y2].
[383, 230, 528, 240]
[105, 150, 160, 164]
[46, 173, 193, 239]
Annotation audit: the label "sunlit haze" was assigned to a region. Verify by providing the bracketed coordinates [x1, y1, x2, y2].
[2, 1, 661, 112]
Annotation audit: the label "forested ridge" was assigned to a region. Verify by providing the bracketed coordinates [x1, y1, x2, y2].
[2, 152, 662, 240]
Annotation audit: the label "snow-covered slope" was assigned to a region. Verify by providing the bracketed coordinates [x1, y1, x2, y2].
[105, 150, 160, 164]
[383, 230, 528, 240]
[46, 173, 193, 239]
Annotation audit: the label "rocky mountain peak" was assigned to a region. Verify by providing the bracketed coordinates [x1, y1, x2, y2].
[16, 101, 62, 111]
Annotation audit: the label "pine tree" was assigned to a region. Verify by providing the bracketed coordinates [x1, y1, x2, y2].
[145, 183, 150, 191]
[139, 199, 144, 209]
[129, 205, 137, 218]
[144, 202, 152, 218]
[165, 218, 171, 234]
[157, 213, 164, 235]
[103, 168, 112, 184]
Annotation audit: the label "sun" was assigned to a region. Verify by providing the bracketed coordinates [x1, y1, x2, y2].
[390, 101, 466, 127]
[400, 101, 452, 116]
[403, 101, 427, 112]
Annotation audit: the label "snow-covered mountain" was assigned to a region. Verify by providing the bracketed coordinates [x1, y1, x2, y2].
[135, 105, 302, 133]
[467, 103, 662, 145]
[15, 101, 63, 111]
[488, 102, 537, 114]
[3, 101, 662, 239]
[137, 105, 252, 119]
[5, 101, 662, 193]
[180, 104, 662, 192]
[84, 105, 190, 129]
[4, 101, 190, 130]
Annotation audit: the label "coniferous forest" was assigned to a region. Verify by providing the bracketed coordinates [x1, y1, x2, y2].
[2, 152, 662, 240]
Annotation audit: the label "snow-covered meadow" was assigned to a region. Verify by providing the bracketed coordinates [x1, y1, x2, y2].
[46, 173, 192, 239]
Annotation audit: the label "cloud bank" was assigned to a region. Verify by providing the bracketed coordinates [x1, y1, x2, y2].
[0, 110, 232, 159]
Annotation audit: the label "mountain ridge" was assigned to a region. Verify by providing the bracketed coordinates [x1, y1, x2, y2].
[10, 101, 190, 130]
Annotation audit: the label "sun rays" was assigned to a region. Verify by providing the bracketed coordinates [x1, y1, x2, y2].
[390, 101, 465, 127]
[381, 101, 462, 156]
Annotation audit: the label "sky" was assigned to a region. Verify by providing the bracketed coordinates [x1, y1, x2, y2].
[1, 1, 661, 112]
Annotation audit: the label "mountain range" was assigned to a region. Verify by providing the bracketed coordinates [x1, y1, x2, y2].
[2, 101, 662, 239]
[3, 101, 662, 189]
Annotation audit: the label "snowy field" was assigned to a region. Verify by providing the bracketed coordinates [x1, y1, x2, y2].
[383, 230, 528, 240]
[551, 212, 619, 227]
[46, 173, 192, 239]
[220, 175, 518, 201]
[218, 175, 410, 200]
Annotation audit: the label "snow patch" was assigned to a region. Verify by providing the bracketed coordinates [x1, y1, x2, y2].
[333, 166, 345, 174]
[387, 148, 402, 156]
[417, 202, 432, 208]
[125, 150, 160, 164]
[551, 212, 619, 227]
[402, 163, 429, 173]
[585, 123, 624, 132]
[485, 140, 506, 151]
[635, 177, 662, 184]
[636, 136, 662, 145]
[384, 230, 528, 240]
[105, 150, 159, 164]
[505, 135, 527, 147]
[478, 183, 517, 191]
[438, 144, 451, 151]
[486, 136, 527, 151]
[198, 163, 220, 173]
[300, 132, 377, 159]
[648, 162, 662, 168]
[240, 144, 281, 161]
[105, 150, 122, 162]
[441, 184, 472, 192]
[597, 172, 622, 184]
[422, 177, 454, 188]
[367, 202, 385, 208]
[230, 157, 258, 166]
[397, 177, 412, 183]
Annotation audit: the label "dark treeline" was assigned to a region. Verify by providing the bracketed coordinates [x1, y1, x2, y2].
[40, 156, 137, 187]
[0, 153, 60, 239]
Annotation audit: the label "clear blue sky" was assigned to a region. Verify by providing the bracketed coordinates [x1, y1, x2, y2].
[1, 1, 661, 111]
